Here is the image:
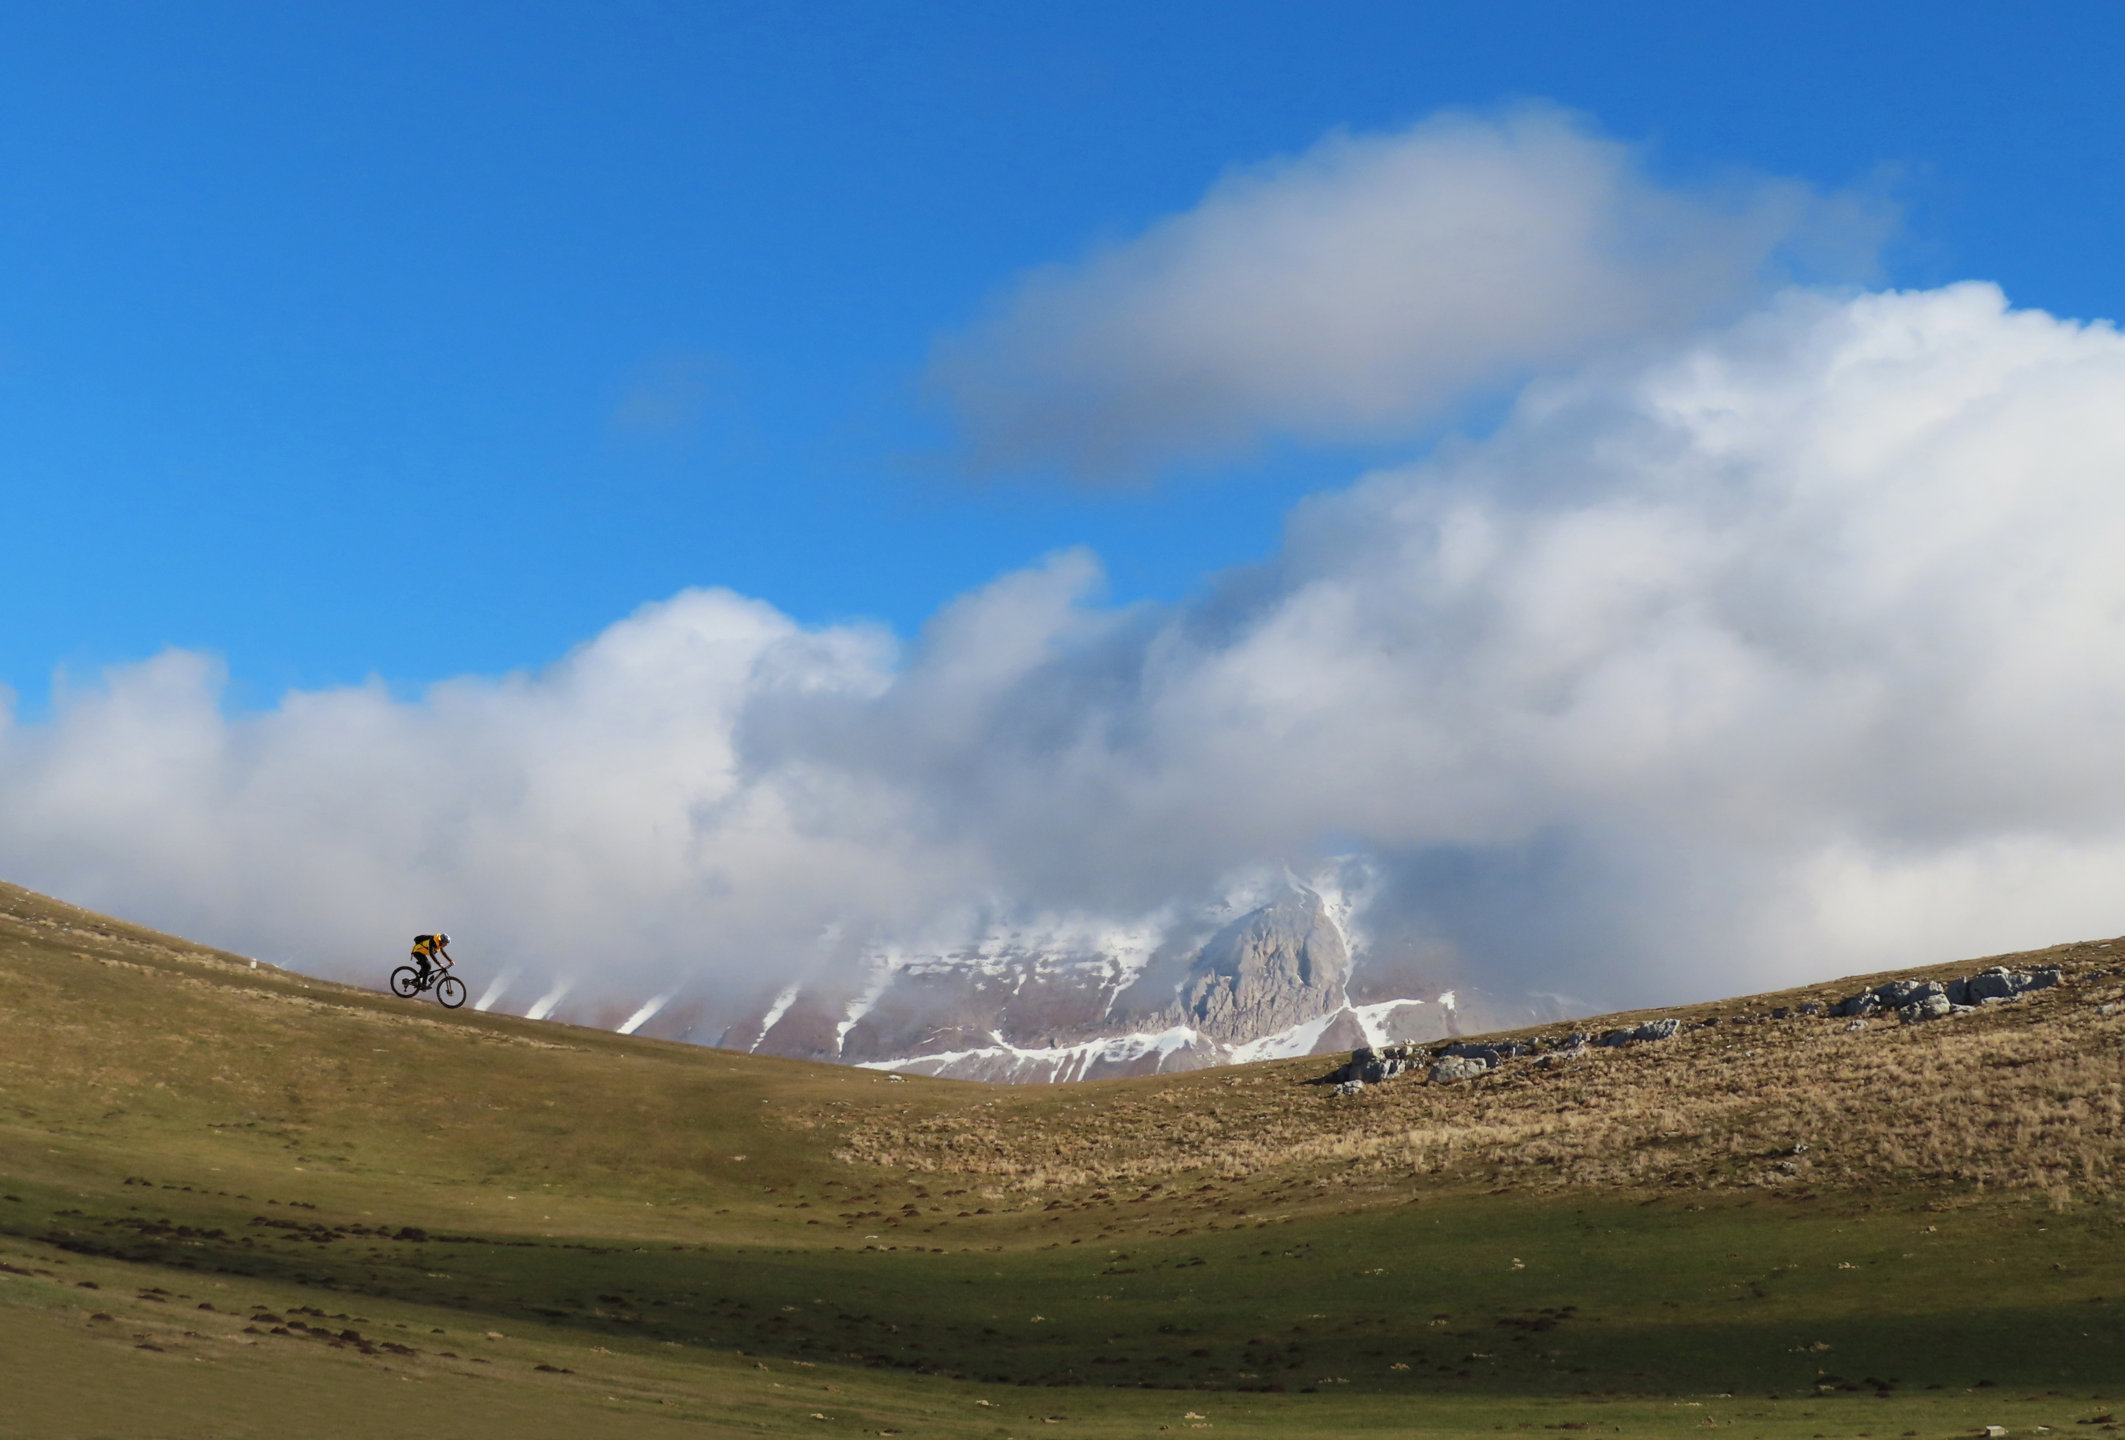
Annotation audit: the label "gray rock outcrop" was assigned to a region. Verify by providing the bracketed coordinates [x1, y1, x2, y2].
[1596, 1018, 1682, 1047]
[1832, 965, 2061, 1023]
[1438, 1039, 1533, 1068]
[1428, 1054, 1491, 1083]
[1966, 964, 2060, 1002]
[1340, 1042, 1425, 1084]
[1323, 1016, 1681, 1092]
[1347, 1048, 1405, 1084]
[1179, 887, 1353, 1043]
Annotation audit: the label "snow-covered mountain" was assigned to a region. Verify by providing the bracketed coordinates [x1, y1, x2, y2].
[714, 880, 1572, 1082]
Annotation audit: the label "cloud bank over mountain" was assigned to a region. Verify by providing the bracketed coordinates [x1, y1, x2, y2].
[929, 104, 1881, 479]
[7, 281, 2125, 1023]
[3, 111, 2119, 1031]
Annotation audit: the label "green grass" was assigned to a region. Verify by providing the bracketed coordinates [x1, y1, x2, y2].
[3, 879, 2123, 1437]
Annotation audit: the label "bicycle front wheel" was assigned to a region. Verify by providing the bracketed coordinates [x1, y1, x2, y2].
[435, 975, 467, 1009]
[389, 965, 421, 998]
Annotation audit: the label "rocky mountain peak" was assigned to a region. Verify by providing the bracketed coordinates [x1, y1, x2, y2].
[713, 877, 1567, 1083]
[1177, 885, 1351, 1042]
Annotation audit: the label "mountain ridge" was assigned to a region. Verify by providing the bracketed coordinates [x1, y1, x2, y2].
[719, 879, 1575, 1081]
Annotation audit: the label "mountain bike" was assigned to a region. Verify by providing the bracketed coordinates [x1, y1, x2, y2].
[390, 962, 467, 1009]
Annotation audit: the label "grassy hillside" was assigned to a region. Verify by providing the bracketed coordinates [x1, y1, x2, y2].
[3, 878, 2123, 1438]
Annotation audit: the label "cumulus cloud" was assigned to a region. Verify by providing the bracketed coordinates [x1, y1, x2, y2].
[7, 282, 2125, 1026]
[929, 105, 1881, 479]
[915, 283, 2125, 999]
[0, 595, 922, 1023]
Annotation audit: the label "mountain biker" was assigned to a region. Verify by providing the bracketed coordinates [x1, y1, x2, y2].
[410, 933, 453, 984]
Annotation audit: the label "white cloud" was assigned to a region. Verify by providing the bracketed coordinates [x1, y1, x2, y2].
[929, 105, 1879, 478]
[8, 283, 2125, 1024]
[0, 592, 937, 1020]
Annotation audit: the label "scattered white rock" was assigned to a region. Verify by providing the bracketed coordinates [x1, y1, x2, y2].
[1596, 1018, 1683, 1047]
[1833, 965, 2060, 1023]
[1428, 1054, 1491, 1083]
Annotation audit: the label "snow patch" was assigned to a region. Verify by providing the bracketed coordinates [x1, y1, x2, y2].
[1226, 1008, 1345, 1064]
[525, 980, 573, 1022]
[617, 992, 672, 1036]
[474, 970, 517, 1013]
[750, 982, 802, 1051]
[1349, 997, 1433, 1049]
[865, 910, 1167, 989]
[835, 964, 894, 1054]
[856, 1024, 1207, 1082]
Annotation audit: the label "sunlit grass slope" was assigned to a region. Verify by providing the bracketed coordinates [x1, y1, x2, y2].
[3, 878, 2124, 1439]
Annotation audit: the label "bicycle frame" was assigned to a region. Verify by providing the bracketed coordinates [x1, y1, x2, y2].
[392, 957, 466, 1009]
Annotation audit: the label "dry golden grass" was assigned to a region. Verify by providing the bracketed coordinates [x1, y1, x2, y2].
[834, 940, 2125, 1206]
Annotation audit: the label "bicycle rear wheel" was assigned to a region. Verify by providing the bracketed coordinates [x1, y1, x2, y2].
[389, 965, 421, 998]
[435, 975, 467, 1009]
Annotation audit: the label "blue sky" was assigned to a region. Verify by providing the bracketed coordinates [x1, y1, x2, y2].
[3, 0, 2123, 712]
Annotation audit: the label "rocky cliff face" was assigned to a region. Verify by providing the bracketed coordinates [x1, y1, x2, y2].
[709, 879, 1576, 1083]
[1178, 888, 1351, 1042]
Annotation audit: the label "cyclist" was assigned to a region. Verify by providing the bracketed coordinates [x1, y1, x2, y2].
[410, 932, 453, 985]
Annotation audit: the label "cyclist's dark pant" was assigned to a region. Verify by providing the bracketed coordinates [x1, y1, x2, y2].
[412, 953, 432, 981]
